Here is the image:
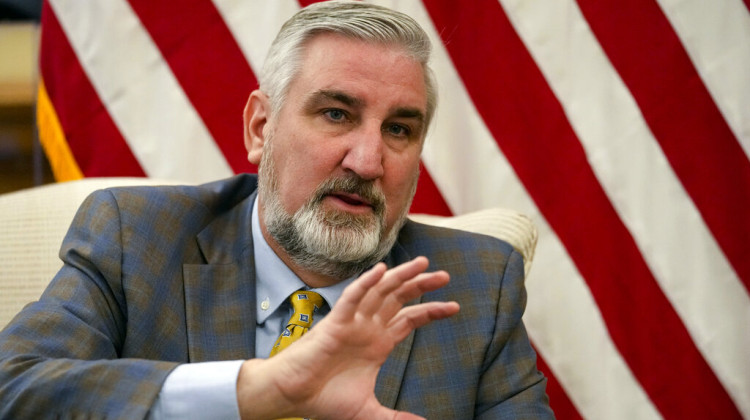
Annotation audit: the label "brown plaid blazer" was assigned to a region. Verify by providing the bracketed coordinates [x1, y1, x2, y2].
[0, 174, 552, 419]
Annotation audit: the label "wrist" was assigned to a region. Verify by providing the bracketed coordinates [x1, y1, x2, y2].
[236, 358, 288, 420]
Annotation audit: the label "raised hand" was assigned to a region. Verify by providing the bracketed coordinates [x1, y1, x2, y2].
[236, 256, 459, 420]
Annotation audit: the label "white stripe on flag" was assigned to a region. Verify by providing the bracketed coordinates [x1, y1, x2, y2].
[376, 2, 661, 418]
[500, 0, 750, 415]
[529, 223, 662, 420]
[211, 0, 300, 76]
[657, 0, 750, 157]
[49, 0, 233, 183]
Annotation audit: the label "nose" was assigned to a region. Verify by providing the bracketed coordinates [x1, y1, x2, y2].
[340, 123, 384, 180]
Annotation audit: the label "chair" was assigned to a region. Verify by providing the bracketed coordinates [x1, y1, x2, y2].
[0, 178, 537, 329]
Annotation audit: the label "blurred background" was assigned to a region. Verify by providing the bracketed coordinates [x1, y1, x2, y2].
[0, 0, 53, 193]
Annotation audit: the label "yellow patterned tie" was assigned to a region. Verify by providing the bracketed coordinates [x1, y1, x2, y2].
[269, 290, 324, 357]
[270, 291, 324, 420]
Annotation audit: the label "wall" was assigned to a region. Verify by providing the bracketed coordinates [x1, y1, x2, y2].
[0, 22, 53, 194]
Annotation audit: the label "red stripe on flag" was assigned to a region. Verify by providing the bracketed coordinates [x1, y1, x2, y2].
[410, 162, 453, 216]
[297, 0, 319, 8]
[423, 0, 741, 417]
[535, 352, 583, 420]
[39, 2, 145, 177]
[127, 0, 258, 174]
[576, 0, 750, 294]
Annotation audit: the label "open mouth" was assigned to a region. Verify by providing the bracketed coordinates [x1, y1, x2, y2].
[313, 176, 385, 218]
[326, 192, 374, 211]
[331, 192, 372, 207]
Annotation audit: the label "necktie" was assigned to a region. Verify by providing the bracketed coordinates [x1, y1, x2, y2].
[270, 290, 324, 357]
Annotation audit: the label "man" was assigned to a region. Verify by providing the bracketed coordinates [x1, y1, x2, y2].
[0, 1, 552, 419]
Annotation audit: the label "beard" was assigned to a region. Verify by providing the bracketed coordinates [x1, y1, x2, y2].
[257, 133, 418, 280]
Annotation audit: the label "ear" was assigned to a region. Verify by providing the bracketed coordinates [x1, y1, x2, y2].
[243, 90, 270, 165]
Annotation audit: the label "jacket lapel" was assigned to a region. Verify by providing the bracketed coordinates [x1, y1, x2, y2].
[375, 238, 419, 409]
[183, 192, 258, 362]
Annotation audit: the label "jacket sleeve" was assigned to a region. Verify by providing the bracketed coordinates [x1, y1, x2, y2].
[476, 248, 555, 419]
[0, 190, 178, 420]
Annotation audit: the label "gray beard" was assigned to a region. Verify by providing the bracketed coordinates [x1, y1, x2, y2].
[257, 137, 416, 280]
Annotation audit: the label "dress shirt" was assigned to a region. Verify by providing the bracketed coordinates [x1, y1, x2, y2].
[149, 196, 354, 419]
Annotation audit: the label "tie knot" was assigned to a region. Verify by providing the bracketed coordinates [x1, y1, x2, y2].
[289, 290, 324, 328]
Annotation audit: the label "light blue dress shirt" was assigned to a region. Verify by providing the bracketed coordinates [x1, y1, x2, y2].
[148, 196, 354, 419]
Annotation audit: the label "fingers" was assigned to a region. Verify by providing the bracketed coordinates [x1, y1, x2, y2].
[373, 270, 449, 323]
[333, 256, 457, 335]
[390, 270, 450, 304]
[337, 257, 429, 318]
[333, 262, 387, 318]
[357, 257, 433, 317]
[387, 301, 460, 342]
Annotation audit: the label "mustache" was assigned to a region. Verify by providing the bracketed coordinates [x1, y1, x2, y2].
[312, 175, 386, 216]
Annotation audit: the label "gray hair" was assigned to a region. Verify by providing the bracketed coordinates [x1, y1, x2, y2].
[259, 0, 438, 133]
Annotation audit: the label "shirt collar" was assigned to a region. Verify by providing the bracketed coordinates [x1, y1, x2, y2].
[252, 196, 355, 323]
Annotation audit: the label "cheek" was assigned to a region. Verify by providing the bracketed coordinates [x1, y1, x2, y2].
[383, 158, 420, 213]
[275, 145, 344, 212]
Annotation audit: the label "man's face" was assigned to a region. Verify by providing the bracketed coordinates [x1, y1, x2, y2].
[246, 33, 428, 282]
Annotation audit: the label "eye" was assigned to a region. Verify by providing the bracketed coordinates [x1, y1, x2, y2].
[384, 123, 411, 138]
[323, 109, 347, 122]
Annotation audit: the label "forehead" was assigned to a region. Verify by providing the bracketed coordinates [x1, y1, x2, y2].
[289, 33, 428, 113]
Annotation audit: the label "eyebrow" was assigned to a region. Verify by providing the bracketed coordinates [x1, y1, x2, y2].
[305, 89, 426, 125]
[306, 89, 364, 109]
[391, 107, 425, 124]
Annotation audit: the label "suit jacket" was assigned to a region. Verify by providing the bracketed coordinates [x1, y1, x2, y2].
[0, 174, 552, 419]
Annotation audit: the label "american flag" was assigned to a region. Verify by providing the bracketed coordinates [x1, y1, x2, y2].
[37, 1, 750, 418]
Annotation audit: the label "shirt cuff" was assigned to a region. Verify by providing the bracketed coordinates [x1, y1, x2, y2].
[148, 360, 244, 419]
